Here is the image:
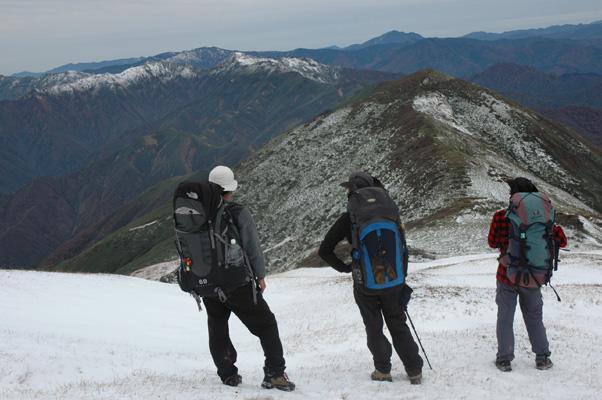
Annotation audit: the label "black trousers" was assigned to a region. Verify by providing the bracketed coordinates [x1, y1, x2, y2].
[354, 285, 423, 374]
[202, 284, 286, 381]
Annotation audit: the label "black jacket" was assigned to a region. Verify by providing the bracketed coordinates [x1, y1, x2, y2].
[318, 212, 353, 273]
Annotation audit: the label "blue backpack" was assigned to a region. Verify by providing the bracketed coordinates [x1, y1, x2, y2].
[348, 186, 408, 291]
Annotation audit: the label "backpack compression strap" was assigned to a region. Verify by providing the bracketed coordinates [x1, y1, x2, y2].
[508, 194, 529, 286]
[348, 210, 364, 286]
[516, 226, 529, 286]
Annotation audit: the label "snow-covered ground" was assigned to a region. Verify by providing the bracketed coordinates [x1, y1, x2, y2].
[1, 251, 601, 400]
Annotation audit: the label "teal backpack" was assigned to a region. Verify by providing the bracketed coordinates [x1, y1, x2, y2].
[505, 191, 556, 288]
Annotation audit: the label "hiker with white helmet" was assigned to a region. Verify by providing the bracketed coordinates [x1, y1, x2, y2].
[172, 166, 295, 391]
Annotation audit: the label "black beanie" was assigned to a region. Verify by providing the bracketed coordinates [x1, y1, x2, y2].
[507, 177, 538, 195]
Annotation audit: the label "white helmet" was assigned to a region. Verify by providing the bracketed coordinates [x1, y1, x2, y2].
[209, 165, 238, 192]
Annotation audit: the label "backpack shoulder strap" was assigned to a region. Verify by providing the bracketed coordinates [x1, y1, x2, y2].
[346, 197, 360, 251]
[224, 202, 245, 227]
[223, 202, 258, 302]
[223, 202, 244, 231]
[224, 202, 244, 218]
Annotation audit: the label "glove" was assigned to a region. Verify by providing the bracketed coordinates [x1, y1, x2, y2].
[400, 284, 413, 310]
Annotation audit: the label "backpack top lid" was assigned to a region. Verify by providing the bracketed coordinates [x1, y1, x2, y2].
[173, 181, 224, 221]
[507, 191, 554, 227]
[347, 186, 400, 226]
[341, 171, 375, 191]
[340, 171, 387, 192]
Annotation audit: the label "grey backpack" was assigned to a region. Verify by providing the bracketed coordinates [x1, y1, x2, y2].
[173, 181, 254, 301]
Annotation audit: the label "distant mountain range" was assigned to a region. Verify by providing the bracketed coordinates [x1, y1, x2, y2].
[464, 20, 602, 41]
[0, 62, 205, 192]
[341, 31, 424, 51]
[255, 36, 602, 77]
[470, 63, 602, 146]
[0, 54, 396, 268]
[9, 20, 601, 77]
[8, 48, 234, 78]
[48, 71, 602, 275]
[2, 20, 602, 272]
[6, 38, 601, 94]
[541, 107, 602, 148]
[471, 63, 602, 108]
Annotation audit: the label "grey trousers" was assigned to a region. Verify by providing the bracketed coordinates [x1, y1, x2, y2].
[496, 281, 551, 361]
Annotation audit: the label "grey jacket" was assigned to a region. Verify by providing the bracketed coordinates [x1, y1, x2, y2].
[228, 202, 266, 279]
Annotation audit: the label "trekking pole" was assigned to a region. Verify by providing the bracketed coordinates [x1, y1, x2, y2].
[405, 309, 433, 370]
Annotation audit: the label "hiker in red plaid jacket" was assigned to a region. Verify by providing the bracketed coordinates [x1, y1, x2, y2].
[488, 211, 567, 286]
[488, 177, 567, 373]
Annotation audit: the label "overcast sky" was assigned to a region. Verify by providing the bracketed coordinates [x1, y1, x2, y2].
[1, 0, 601, 75]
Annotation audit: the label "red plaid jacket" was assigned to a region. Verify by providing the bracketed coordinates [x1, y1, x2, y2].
[488, 209, 568, 286]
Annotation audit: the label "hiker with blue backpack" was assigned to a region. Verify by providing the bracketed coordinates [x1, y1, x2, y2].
[488, 177, 567, 372]
[318, 171, 424, 384]
[172, 166, 295, 391]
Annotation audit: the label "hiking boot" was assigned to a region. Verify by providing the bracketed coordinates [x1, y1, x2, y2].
[371, 370, 393, 382]
[223, 373, 242, 387]
[261, 373, 295, 391]
[536, 357, 553, 370]
[495, 360, 512, 372]
[408, 371, 422, 385]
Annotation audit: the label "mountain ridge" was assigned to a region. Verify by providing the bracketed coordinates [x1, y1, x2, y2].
[9, 20, 601, 78]
[470, 63, 602, 109]
[343, 31, 424, 51]
[48, 70, 602, 274]
[254, 37, 602, 76]
[0, 56, 397, 268]
[464, 20, 602, 41]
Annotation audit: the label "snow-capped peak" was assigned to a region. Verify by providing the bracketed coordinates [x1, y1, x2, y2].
[164, 47, 233, 69]
[215, 52, 340, 84]
[42, 61, 198, 95]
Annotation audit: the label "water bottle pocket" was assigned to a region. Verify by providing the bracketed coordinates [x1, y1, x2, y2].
[225, 241, 245, 267]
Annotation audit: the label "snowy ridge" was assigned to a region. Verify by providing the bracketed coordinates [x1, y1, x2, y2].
[2, 48, 233, 100]
[2, 251, 601, 399]
[215, 52, 340, 83]
[230, 73, 601, 271]
[164, 47, 233, 68]
[236, 103, 406, 270]
[412, 90, 577, 185]
[1, 71, 90, 100]
[412, 92, 473, 135]
[4, 50, 335, 99]
[32, 70, 90, 88]
[9, 51, 336, 98]
[41, 62, 198, 95]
